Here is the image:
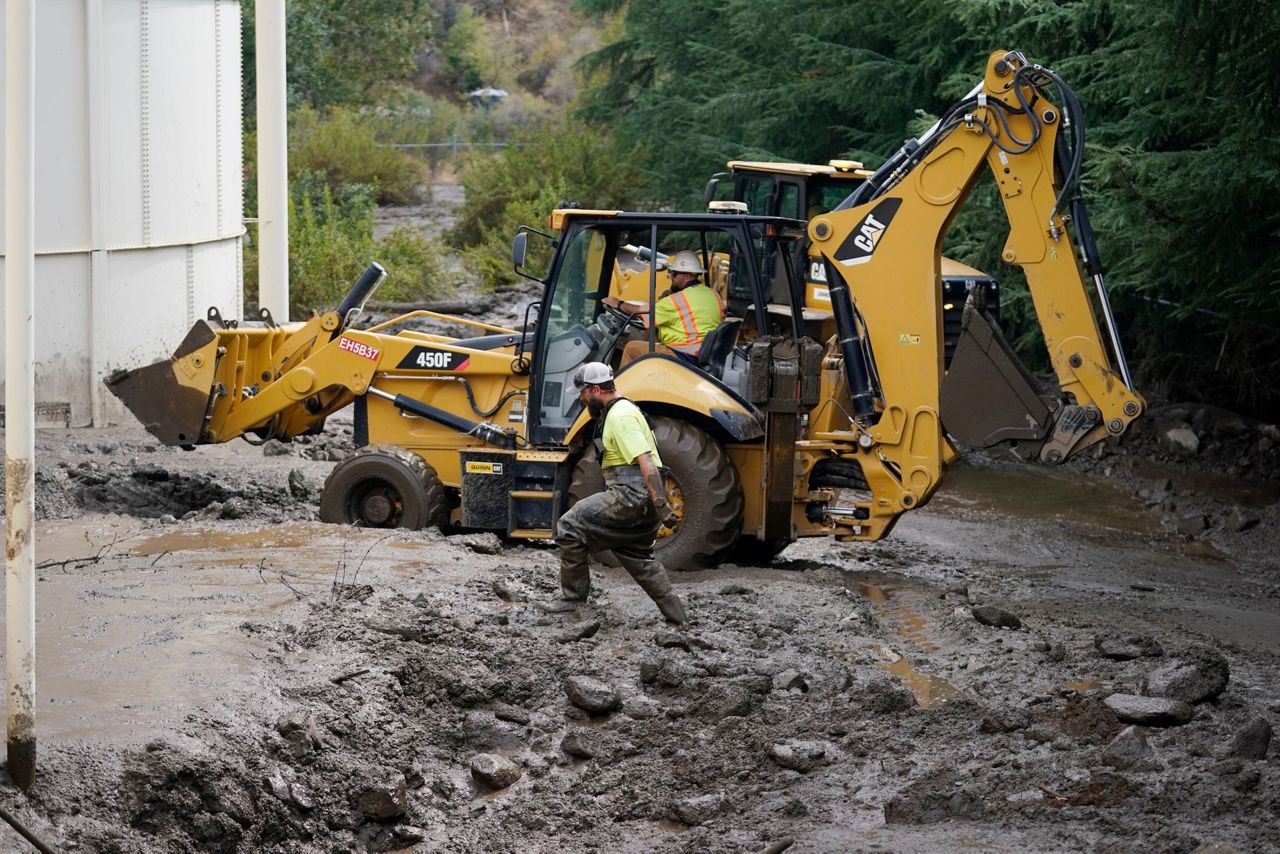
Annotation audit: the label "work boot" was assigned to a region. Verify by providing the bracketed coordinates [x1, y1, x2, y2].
[653, 591, 688, 626]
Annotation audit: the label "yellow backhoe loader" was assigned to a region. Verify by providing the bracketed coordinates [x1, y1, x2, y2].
[107, 50, 1145, 568]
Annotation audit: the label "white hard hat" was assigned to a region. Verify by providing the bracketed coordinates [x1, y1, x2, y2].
[573, 361, 614, 388]
[668, 250, 705, 275]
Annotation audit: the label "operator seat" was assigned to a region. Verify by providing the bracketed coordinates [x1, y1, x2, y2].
[697, 318, 743, 380]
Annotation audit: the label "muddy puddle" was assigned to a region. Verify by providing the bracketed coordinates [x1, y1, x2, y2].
[12, 518, 444, 744]
[934, 462, 1160, 536]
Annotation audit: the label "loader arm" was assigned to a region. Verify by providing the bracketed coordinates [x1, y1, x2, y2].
[106, 308, 525, 448]
[807, 49, 1145, 541]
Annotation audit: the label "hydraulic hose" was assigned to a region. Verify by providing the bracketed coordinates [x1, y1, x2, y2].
[366, 386, 516, 449]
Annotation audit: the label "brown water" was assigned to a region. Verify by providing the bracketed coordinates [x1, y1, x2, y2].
[934, 463, 1161, 537]
[18, 518, 429, 743]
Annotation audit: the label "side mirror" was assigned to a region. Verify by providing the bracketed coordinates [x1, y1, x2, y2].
[511, 225, 555, 283]
[703, 175, 720, 209]
[512, 232, 529, 270]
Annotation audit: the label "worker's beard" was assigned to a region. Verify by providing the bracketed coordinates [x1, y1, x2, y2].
[586, 397, 605, 417]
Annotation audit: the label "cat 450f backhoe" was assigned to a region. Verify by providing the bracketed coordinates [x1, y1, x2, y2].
[108, 50, 1144, 569]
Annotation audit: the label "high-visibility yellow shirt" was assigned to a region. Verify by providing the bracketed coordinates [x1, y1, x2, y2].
[653, 284, 724, 354]
[601, 399, 663, 468]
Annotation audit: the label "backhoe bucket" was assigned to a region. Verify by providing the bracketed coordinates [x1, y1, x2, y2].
[103, 320, 222, 446]
[940, 301, 1052, 448]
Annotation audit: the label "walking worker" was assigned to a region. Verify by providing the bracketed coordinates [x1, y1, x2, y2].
[609, 250, 724, 365]
[555, 362, 688, 625]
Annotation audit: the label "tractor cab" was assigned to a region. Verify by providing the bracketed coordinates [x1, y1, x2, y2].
[513, 209, 812, 445]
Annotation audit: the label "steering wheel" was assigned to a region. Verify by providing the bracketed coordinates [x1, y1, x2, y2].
[601, 300, 648, 331]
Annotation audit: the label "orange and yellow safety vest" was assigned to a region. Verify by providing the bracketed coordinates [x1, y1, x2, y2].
[653, 284, 724, 355]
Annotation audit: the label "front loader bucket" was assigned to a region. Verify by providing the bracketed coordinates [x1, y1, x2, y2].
[940, 301, 1052, 448]
[104, 320, 222, 446]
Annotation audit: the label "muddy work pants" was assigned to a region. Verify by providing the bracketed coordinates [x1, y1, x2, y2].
[556, 466, 687, 624]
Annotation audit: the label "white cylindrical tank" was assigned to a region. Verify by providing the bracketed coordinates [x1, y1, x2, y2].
[0, 0, 243, 426]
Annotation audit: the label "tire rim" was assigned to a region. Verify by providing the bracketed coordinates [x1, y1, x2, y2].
[349, 478, 403, 527]
[659, 472, 685, 539]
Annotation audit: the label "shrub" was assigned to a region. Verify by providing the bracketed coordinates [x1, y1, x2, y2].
[290, 105, 426, 205]
[244, 179, 459, 319]
[449, 120, 647, 288]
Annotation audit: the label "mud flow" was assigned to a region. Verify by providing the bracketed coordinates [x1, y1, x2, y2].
[0, 402, 1275, 851]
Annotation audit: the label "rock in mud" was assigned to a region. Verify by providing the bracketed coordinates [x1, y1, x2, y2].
[622, 695, 662, 719]
[772, 669, 809, 693]
[564, 675, 620, 714]
[672, 792, 728, 826]
[470, 753, 522, 791]
[1144, 644, 1230, 704]
[1094, 633, 1164, 660]
[718, 583, 754, 596]
[561, 728, 603, 760]
[1102, 725, 1151, 769]
[557, 619, 601, 643]
[767, 740, 831, 772]
[262, 439, 291, 457]
[287, 469, 310, 500]
[1223, 717, 1272, 760]
[971, 605, 1021, 629]
[1104, 693, 1194, 727]
[353, 774, 408, 819]
[493, 702, 531, 725]
[219, 496, 250, 519]
[491, 578, 526, 602]
[457, 532, 502, 554]
[276, 711, 323, 758]
[1047, 642, 1067, 662]
[1162, 424, 1200, 455]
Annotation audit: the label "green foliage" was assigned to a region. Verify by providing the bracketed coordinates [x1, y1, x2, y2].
[449, 121, 649, 288]
[290, 105, 427, 204]
[242, 0, 435, 112]
[244, 175, 458, 318]
[576, 0, 1280, 415]
[441, 6, 493, 92]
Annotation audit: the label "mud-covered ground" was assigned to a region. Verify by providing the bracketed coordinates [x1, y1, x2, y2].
[0, 399, 1276, 852]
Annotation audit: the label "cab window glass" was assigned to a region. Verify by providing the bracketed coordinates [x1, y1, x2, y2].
[777, 183, 801, 220]
[738, 176, 774, 216]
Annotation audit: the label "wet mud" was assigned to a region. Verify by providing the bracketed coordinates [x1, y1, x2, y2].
[0, 411, 1273, 852]
[1, 341, 1279, 850]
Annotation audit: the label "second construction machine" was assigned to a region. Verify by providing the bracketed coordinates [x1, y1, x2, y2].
[108, 50, 1145, 569]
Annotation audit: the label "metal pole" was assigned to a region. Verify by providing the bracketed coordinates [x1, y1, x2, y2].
[4, 0, 38, 793]
[255, 0, 289, 321]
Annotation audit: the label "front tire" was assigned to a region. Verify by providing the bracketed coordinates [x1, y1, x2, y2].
[568, 417, 743, 571]
[319, 445, 447, 529]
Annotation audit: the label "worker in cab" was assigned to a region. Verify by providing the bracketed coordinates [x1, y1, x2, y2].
[606, 250, 724, 365]
[554, 362, 688, 625]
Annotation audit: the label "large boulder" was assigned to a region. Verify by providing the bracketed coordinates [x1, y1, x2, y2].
[1144, 645, 1230, 704]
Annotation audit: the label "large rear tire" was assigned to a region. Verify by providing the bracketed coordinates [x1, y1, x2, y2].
[319, 445, 447, 529]
[568, 417, 743, 571]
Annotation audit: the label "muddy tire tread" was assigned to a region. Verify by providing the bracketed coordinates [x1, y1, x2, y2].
[319, 445, 447, 529]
